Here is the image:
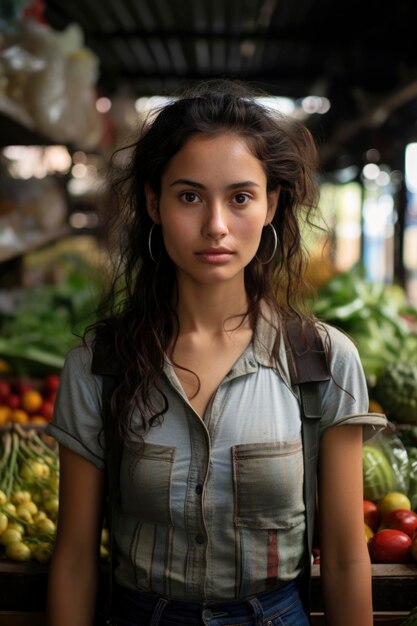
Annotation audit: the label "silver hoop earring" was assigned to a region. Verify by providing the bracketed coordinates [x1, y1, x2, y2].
[148, 223, 157, 263]
[256, 223, 278, 265]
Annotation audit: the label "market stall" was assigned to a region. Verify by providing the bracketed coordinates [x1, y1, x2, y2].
[1, 2, 417, 625]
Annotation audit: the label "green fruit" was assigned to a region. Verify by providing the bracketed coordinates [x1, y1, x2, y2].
[362, 445, 396, 501]
[0, 512, 8, 534]
[374, 362, 417, 424]
[5, 541, 31, 562]
[34, 542, 54, 564]
[0, 528, 22, 546]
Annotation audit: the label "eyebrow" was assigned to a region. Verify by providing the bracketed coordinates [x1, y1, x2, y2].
[169, 178, 261, 190]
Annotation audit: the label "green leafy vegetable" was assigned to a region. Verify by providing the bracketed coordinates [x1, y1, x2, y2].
[0, 253, 103, 376]
[309, 264, 417, 383]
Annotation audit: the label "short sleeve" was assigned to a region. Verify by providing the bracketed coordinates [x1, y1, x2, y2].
[318, 324, 387, 441]
[45, 343, 106, 468]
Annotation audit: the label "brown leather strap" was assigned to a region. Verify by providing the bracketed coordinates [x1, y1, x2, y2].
[284, 317, 330, 385]
[284, 316, 330, 620]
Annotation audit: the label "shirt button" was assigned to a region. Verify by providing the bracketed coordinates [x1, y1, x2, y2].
[195, 484, 203, 495]
[195, 534, 205, 544]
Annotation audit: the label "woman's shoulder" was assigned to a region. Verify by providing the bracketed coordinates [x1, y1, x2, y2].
[316, 320, 360, 358]
[63, 340, 94, 374]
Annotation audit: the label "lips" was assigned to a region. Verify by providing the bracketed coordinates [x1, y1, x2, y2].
[195, 247, 234, 263]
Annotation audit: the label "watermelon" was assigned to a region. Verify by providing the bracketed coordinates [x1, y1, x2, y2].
[362, 445, 396, 501]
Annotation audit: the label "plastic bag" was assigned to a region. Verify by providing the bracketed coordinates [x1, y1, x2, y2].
[407, 448, 417, 511]
[0, 20, 101, 148]
[363, 426, 409, 501]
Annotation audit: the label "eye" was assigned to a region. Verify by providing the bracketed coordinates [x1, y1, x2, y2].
[233, 193, 251, 205]
[180, 192, 200, 203]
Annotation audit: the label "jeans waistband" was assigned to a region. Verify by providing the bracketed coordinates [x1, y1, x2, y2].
[112, 578, 301, 623]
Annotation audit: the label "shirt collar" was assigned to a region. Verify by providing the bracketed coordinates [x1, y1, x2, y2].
[163, 307, 293, 391]
[251, 311, 292, 388]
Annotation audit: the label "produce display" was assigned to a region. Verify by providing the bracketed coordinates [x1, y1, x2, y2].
[310, 265, 417, 575]
[0, 374, 59, 425]
[362, 429, 414, 506]
[0, 247, 103, 377]
[0, 424, 109, 564]
[364, 491, 417, 564]
[310, 264, 417, 386]
[0, 424, 59, 563]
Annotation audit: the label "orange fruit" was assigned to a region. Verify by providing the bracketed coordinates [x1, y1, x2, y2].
[0, 360, 11, 373]
[0, 406, 11, 424]
[21, 390, 43, 414]
[369, 399, 384, 413]
[30, 415, 48, 425]
[9, 409, 29, 424]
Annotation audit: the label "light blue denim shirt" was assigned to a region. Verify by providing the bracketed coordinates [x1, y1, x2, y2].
[46, 316, 386, 601]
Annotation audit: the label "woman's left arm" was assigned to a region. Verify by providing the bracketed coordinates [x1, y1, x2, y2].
[318, 424, 373, 626]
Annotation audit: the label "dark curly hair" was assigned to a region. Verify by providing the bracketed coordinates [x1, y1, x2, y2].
[86, 79, 322, 443]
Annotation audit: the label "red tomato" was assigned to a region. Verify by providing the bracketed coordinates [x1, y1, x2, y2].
[380, 509, 417, 538]
[0, 381, 11, 401]
[44, 374, 60, 394]
[40, 399, 54, 421]
[363, 499, 382, 532]
[6, 394, 20, 410]
[368, 529, 412, 563]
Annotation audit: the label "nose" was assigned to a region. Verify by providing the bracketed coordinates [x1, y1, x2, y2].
[202, 202, 228, 239]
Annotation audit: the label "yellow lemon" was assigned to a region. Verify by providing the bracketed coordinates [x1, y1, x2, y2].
[364, 523, 374, 542]
[379, 492, 411, 517]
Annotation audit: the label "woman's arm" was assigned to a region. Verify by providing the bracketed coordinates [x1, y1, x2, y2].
[318, 424, 373, 626]
[47, 444, 105, 626]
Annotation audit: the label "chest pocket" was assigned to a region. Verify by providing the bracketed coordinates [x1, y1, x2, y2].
[119, 442, 176, 526]
[232, 440, 304, 530]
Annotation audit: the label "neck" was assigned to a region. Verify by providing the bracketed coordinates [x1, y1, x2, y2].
[175, 279, 251, 335]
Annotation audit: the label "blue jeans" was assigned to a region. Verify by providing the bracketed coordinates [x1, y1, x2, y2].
[108, 579, 310, 626]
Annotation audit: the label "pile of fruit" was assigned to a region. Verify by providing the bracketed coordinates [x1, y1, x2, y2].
[0, 424, 109, 564]
[0, 424, 59, 563]
[0, 374, 60, 426]
[364, 492, 417, 563]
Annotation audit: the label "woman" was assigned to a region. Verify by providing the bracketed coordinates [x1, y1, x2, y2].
[46, 80, 386, 626]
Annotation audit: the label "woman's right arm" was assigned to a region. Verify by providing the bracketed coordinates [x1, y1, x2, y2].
[47, 444, 105, 626]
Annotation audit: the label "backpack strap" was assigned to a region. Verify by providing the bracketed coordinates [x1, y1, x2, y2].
[91, 334, 122, 625]
[284, 317, 331, 618]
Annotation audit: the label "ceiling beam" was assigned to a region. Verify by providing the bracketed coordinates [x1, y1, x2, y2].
[319, 78, 417, 165]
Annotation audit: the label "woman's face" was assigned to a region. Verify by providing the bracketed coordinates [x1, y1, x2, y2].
[146, 132, 278, 289]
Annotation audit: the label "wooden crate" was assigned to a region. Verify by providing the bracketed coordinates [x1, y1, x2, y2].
[311, 612, 410, 626]
[311, 563, 417, 626]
